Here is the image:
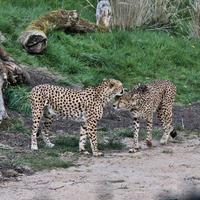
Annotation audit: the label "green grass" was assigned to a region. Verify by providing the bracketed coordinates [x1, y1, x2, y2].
[8, 118, 30, 134]
[98, 138, 124, 150]
[0, 0, 199, 111]
[0, 149, 73, 171]
[117, 128, 133, 138]
[0, 133, 124, 171]
[14, 151, 73, 170]
[4, 86, 31, 114]
[117, 127, 163, 140]
[0, 135, 79, 171]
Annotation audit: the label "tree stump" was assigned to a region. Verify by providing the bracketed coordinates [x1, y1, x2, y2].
[0, 47, 30, 123]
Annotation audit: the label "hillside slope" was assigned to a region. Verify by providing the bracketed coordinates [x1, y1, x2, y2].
[0, 0, 200, 106]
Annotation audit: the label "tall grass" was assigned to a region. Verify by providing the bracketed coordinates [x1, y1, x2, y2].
[110, 0, 186, 31]
[110, 0, 151, 29]
[4, 86, 31, 114]
[189, 0, 200, 38]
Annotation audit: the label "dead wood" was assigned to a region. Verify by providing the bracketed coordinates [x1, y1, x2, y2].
[18, 9, 104, 54]
[0, 47, 30, 123]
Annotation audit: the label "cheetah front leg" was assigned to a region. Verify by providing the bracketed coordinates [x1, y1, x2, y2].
[87, 120, 103, 157]
[146, 117, 153, 148]
[79, 124, 90, 155]
[158, 106, 176, 145]
[41, 108, 55, 148]
[129, 117, 140, 153]
[31, 108, 43, 150]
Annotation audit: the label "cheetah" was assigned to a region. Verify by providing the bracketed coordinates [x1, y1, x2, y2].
[113, 80, 177, 153]
[30, 79, 124, 156]
[96, 0, 112, 28]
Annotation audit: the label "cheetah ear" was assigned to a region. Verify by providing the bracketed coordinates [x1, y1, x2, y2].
[109, 82, 115, 88]
[137, 85, 148, 93]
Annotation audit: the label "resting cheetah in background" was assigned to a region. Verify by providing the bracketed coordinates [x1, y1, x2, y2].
[30, 79, 124, 156]
[113, 80, 177, 153]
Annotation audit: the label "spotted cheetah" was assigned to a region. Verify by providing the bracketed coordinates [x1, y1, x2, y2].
[30, 79, 124, 156]
[113, 80, 177, 153]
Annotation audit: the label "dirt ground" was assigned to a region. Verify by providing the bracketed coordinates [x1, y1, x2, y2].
[0, 135, 200, 200]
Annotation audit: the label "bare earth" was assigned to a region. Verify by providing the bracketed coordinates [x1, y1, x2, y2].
[1, 136, 200, 200]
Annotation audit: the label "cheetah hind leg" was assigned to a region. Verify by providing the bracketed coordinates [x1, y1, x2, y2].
[160, 126, 174, 145]
[31, 108, 44, 151]
[41, 107, 55, 148]
[79, 125, 90, 155]
[129, 117, 140, 153]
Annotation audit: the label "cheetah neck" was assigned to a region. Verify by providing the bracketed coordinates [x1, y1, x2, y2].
[94, 85, 112, 107]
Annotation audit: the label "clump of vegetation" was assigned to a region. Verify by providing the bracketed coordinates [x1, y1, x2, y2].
[8, 118, 30, 134]
[4, 86, 31, 114]
[99, 138, 124, 150]
[117, 128, 133, 138]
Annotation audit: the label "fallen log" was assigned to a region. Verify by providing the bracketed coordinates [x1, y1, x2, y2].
[18, 9, 104, 54]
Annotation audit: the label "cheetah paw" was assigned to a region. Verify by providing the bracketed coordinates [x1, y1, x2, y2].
[129, 148, 139, 153]
[146, 140, 153, 147]
[93, 151, 104, 157]
[160, 139, 168, 145]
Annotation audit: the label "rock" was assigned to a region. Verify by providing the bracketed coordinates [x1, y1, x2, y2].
[0, 31, 6, 43]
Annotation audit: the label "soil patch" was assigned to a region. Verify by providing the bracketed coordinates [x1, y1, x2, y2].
[1, 137, 200, 200]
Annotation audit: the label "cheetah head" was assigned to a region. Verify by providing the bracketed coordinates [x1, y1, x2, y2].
[113, 84, 149, 110]
[113, 92, 132, 111]
[102, 79, 124, 100]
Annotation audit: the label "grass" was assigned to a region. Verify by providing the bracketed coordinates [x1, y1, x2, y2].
[8, 118, 30, 134]
[117, 127, 164, 140]
[3, 30, 200, 110]
[4, 86, 31, 114]
[0, 132, 125, 171]
[98, 138, 124, 150]
[0, 135, 79, 171]
[14, 151, 73, 170]
[0, 149, 73, 171]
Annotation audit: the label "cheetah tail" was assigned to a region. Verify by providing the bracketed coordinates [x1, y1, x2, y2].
[170, 129, 177, 138]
